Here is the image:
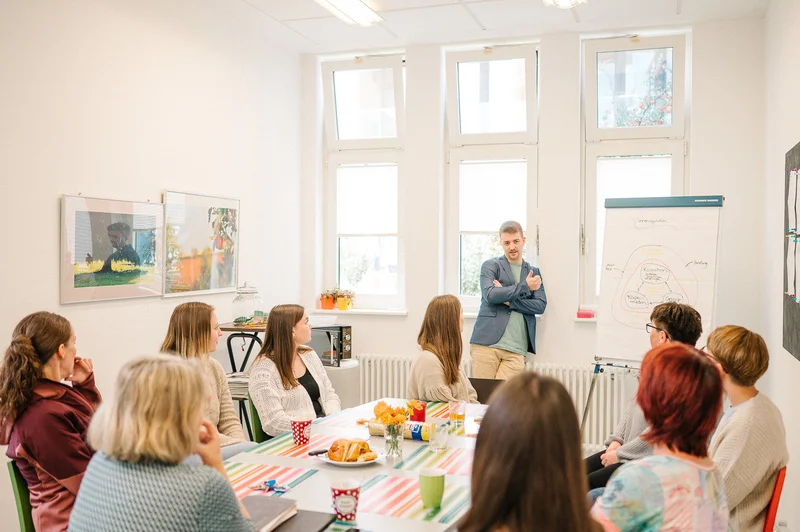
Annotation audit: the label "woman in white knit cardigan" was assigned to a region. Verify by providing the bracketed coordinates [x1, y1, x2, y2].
[706, 325, 789, 532]
[407, 295, 478, 404]
[249, 305, 341, 437]
[161, 302, 254, 460]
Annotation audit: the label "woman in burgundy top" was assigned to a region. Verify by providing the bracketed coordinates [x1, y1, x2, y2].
[0, 312, 100, 531]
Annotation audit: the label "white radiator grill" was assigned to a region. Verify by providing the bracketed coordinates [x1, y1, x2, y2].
[356, 353, 626, 451]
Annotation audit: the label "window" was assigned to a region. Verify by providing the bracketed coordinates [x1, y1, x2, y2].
[322, 56, 405, 151]
[446, 146, 538, 306]
[581, 35, 688, 309]
[446, 45, 538, 146]
[321, 56, 406, 309]
[445, 45, 539, 309]
[585, 36, 685, 141]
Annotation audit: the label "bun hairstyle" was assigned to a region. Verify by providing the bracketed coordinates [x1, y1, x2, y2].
[0, 312, 73, 422]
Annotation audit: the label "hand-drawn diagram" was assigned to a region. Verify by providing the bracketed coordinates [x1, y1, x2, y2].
[786, 169, 798, 304]
[607, 245, 699, 329]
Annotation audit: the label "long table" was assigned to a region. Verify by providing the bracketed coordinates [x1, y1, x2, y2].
[225, 398, 488, 531]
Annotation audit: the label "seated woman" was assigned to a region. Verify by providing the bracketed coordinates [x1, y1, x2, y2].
[407, 295, 478, 403]
[161, 302, 253, 460]
[458, 372, 600, 532]
[707, 325, 788, 532]
[0, 312, 100, 532]
[249, 304, 341, 437]
[592, 343, 729, 531]
[69, 354, 252, 532]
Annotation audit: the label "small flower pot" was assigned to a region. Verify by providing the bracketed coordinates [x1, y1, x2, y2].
[320, 296, 336, 310]
[336, 297, 351, 310]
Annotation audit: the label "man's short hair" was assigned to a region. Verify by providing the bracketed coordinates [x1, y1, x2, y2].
[107, 222, 131, 234]
[499, 221, 524, 236]
[650, 302, 702, 346]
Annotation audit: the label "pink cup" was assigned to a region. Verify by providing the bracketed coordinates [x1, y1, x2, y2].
[331, 479, 360, 522]
[290, 418, 312, 446]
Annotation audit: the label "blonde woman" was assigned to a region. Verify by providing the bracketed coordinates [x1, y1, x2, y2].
[69, 354, 252, 532]
[706, 326, 788, 532]
[249, 305, 340, 437]
[407, 295, 478, 404]
[161, 302, 253, 459]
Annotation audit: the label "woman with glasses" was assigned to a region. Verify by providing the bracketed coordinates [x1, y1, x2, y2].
[706, 326, 788, 532]
[585, 302, 703, 489]
[592, 342, 729, 531]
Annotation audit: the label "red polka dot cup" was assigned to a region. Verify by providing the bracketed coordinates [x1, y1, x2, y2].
[330, 479, 360, 522]
[290, 418, 312, 446]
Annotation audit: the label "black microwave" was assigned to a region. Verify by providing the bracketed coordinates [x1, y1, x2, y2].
[306, 325, 352, 367]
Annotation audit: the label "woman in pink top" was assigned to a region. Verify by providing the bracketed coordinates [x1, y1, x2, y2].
[591, 343, 729, 532]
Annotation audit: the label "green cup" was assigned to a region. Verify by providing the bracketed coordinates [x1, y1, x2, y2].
[419, 468, 446, 508]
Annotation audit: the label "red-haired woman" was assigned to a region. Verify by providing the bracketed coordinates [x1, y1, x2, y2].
[591, 343, 730, 531]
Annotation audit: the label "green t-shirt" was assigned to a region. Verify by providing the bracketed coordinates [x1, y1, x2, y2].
[491, 262, 528, 356]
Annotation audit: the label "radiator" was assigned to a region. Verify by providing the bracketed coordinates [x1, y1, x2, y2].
[355, 353, 627, 452]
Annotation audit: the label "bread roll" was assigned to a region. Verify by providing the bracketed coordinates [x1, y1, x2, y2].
[328, 439, 348, 462]
[357, 451, 378, 463]
[344, 439, 365, 462]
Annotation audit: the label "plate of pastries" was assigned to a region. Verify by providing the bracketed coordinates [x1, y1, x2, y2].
[318, 438, 382, 466]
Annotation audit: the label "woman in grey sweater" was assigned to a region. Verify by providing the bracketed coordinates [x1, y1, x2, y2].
[69, 354, 253, 532]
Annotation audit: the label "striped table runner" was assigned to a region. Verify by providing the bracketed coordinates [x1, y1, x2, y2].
[393, 445, 473, 477]
[248, 432, 342, 459]
[357, 473, 471, 524]
[225, 462, 318, 500]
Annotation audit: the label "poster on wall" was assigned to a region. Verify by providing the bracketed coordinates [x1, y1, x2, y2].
[60, 195, 164, 304]
[784, 140, 800, 361]
[163, 191, 239, 297]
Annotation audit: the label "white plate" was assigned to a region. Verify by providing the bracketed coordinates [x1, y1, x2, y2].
[317, 452, 384, 467]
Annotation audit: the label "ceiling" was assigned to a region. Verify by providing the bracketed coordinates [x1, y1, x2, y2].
[242, 0, 770, 53]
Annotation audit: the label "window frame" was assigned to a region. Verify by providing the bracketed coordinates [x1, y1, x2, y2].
[324, 150, 405, 310]
[580, 139, 686, 308]
[584, 35, 686, 142]
[445, 45, 539, 147]
[446, 145, 539, 311]
[321, 55, 406, 152]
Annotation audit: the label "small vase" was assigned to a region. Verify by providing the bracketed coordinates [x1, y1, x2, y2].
[320, 296, 335, 310]
[336, 297, 351, 310]
[384, 423, 404, 460]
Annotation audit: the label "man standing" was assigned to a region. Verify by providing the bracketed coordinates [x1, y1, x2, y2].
[469, 221, 547, 379]
[86, 222, 141, 273]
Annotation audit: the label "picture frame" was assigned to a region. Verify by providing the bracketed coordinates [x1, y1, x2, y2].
[60, 195, 164, 304]
[163, 191, 240, 297]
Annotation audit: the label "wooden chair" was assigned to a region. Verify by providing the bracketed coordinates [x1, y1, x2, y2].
[248, 394, 272, 444]
[763, 466, 787, 532]
[7, 461, 35, 532]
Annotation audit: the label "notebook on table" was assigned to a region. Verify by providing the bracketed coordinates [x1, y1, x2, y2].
[241, 496, 335, 532]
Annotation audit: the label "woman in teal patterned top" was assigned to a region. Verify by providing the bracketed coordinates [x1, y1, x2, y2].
[69, 354, 253, 532]
[591, 343, 730, 532]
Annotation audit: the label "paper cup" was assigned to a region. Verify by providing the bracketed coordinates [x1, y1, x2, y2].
[331, 479, 361, 522]
[290, 418, 312, 446]
[419, 468, 446, 508]
[410, 401, 427, 422]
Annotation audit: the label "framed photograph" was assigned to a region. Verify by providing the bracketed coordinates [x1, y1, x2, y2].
[61, 195, 164, 304]
[163, 191, 239, 297]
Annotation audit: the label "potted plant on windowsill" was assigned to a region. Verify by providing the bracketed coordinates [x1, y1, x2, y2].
[336, 289, 354, 310]
[320, 289, 337, 310]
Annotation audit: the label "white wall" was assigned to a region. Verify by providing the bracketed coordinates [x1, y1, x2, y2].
[305, 21, 768, 370]
[764, 0, 800, 526]
[0, 1, 302, 529]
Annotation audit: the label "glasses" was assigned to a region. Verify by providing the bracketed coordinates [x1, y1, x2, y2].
[645, 323, 671, 340]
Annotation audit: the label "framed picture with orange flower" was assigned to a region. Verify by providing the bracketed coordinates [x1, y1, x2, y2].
[163, 191, 239, 297]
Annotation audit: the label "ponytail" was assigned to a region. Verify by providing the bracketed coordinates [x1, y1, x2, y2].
[0, 336, 44, 422]
[0, 311, 73, 422]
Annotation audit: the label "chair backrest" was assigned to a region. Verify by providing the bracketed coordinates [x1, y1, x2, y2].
[468, 378, 505, 405]
[7, 460, 35, 532]
[763, 466, 787, 532]
[248, 394, 271, 444]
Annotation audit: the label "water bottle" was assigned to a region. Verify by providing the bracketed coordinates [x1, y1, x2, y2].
[775, 520, 791, 532]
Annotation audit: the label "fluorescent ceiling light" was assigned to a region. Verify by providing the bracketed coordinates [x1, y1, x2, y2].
[314, 0, 384, 27]
[542, 0, 588, 8]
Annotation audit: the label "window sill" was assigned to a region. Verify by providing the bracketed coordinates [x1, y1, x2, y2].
[312, 309, 408, 317]
[464, 312, 543, 320]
